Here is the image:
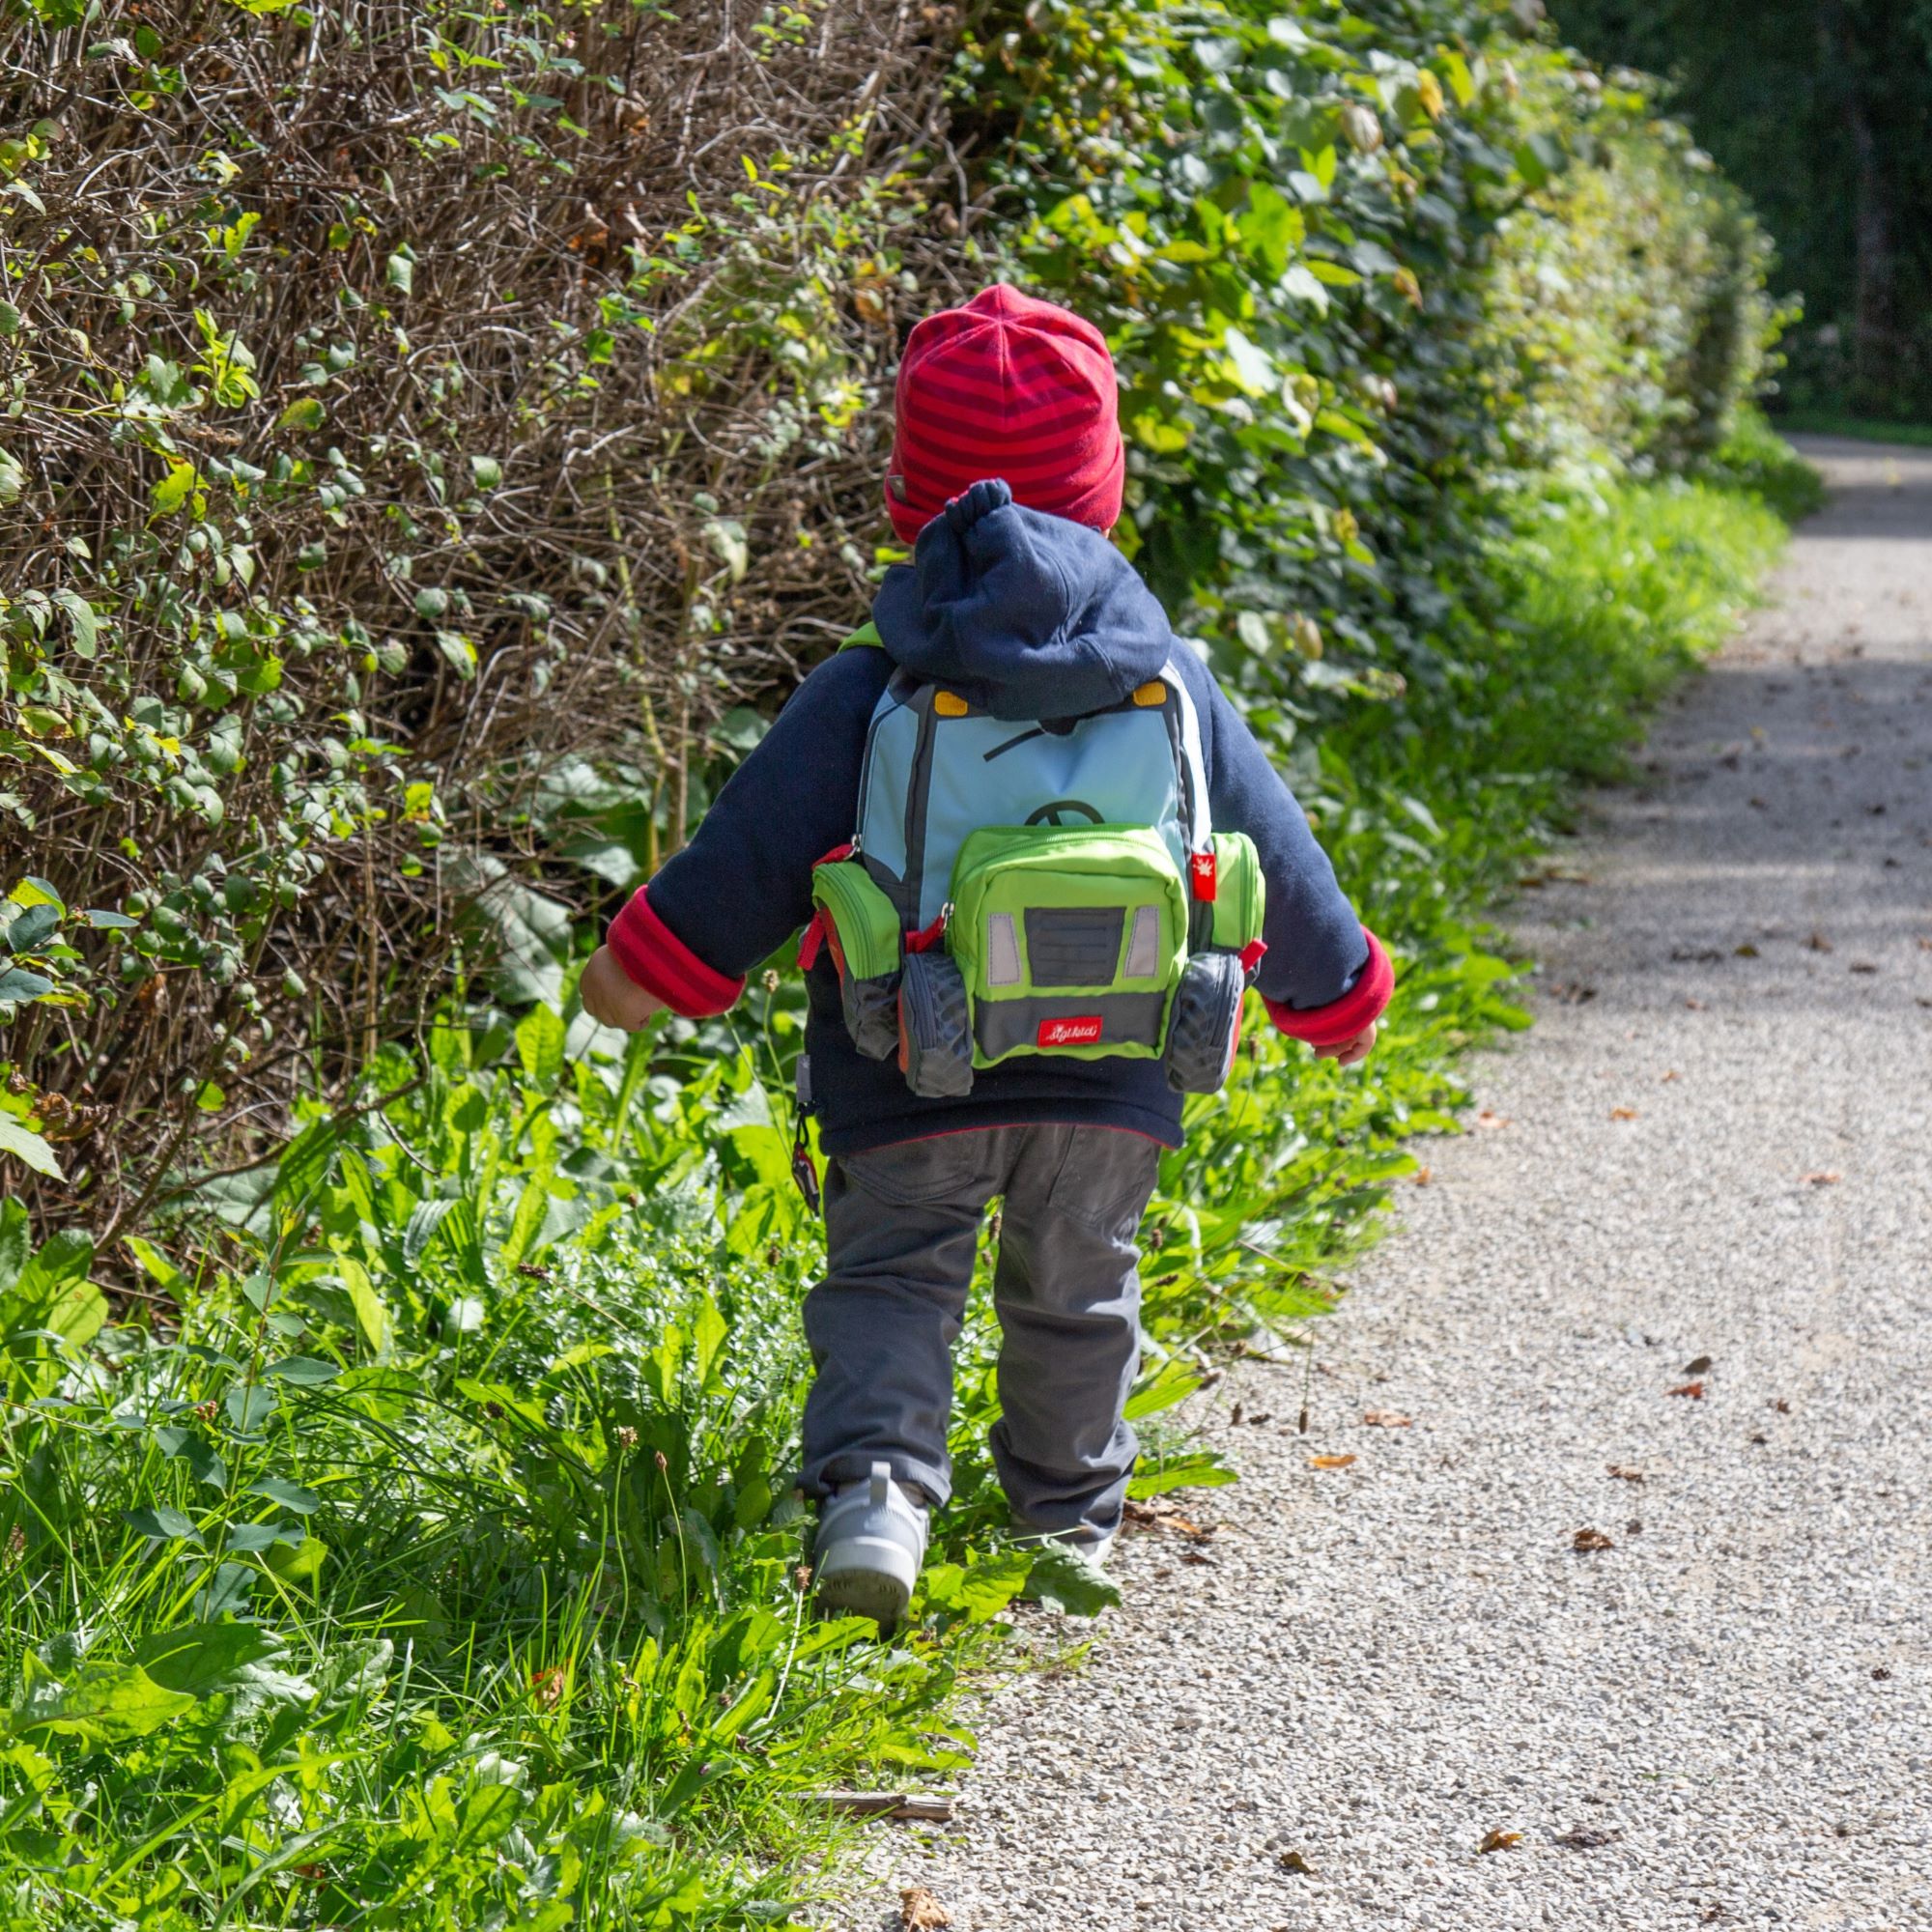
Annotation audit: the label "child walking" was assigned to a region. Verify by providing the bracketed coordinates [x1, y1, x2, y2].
[582, 284, 1390, 1625]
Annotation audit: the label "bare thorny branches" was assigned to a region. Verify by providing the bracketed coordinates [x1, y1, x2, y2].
[0, 0, 976, 1237]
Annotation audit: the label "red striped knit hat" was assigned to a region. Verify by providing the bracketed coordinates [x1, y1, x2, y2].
[885, 283, 1123, 545]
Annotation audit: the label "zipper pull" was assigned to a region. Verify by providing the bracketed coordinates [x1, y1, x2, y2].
[905, 901, 952, 955]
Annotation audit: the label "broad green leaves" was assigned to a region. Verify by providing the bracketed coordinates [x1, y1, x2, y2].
[7, 1662, 196, 1746]
[149, 460, 199, 515]
[0, 1117, 60, 1179]
[0, 1208, 103, 1390]
[50, 588, 98, 659]
[1022, 1543, 1122, 1616]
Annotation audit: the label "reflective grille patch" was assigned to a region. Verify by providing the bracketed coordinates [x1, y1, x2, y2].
[1037, 1015, 1104, 1048]
[985, 912, 1022, 986]
[1124, 903, 1161, 980]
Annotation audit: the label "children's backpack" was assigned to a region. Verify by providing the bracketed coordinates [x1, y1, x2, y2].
[801, 625, 1267, 1097]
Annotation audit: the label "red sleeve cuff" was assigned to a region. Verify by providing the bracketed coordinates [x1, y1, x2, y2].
[606, 889, 745, 1018]
[1264, 927, 1393, 1047]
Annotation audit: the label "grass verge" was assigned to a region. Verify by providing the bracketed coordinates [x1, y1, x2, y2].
[0, 447, 1808, 1930]
[1773, 410, 1932, 449]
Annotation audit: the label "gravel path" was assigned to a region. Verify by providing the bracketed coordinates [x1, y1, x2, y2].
[830, 436, 1932, 1932]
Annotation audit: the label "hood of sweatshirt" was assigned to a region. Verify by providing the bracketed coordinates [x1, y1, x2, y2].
[869, 478, 1173, 721]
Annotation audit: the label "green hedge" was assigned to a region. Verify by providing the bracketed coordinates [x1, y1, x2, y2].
[956, 0, 1782, 764]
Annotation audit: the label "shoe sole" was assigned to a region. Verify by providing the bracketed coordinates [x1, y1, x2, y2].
[814, 1536, 920, 1629]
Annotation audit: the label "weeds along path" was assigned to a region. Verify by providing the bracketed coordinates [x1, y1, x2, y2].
[830, 437, 1932, 1932]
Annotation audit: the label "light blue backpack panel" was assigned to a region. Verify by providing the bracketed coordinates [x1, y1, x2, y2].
[855, 667, 1211, 930]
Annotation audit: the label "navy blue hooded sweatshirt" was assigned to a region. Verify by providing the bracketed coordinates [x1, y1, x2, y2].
[608, 481, 1390, 1155]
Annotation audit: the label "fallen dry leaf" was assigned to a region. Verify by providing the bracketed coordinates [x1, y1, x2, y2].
[1278, 1850, 1315, 1875]
[1554, 1827, 1621, 1851]
[1573, 1527, 1615, 1552]
[1473, 1109, 1512, 1131]
[1411, 1164, 1433, 1186]
[1849, 960, 1879, 975]
[1801, 1170, 1841, 1186]
[1661, 1068, 1682, 1082]
[1682, 1354, 1713, 1376]
[1607, 1464, 1645, 1483]
[1123, 1499, 1214, 1539]
[1608, 1106, 1639, 1122]
[1805, 930, 1834, 952]
[1684, 996, 1706, 1009]
[1667, 1380, 1706, 1400]
[1309, 1453, 1356, 1470]
[1363, 1410, 1413, 1429]
[1479, 1829, 1523, 1854]
[900, 1887, 951, 1931]
[1734, 943, 1759, 958]
[1769, 1397, 1790, 1413]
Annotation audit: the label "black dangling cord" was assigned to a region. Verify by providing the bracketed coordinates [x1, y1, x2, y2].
[790, 1108, 821, 1213]
[789, 1052, 821, 1212]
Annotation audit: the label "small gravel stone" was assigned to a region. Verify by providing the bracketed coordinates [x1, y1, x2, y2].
[820, 440, 1932, 1931]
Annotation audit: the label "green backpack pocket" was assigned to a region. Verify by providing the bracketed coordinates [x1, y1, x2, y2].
[1185, 831, 1266, 953]
[810, 860, 902, 1060]
[949, 825, 1189, 1068]
[1207, 831, 1265, 952]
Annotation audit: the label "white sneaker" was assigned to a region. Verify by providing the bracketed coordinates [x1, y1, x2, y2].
[813, 1462, 929, 1629]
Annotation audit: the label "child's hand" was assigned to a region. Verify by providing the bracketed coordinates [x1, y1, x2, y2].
[1313, 1021, 1377, 1066]
[580, 944, 664, 1032]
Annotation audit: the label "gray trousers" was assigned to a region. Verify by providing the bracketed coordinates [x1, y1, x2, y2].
[799, 1123, 1162, 1540]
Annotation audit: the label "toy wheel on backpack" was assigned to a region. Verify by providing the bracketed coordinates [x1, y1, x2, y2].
[842, 972, 902, 1062]
[898, 951, 974, 1097]
[1164, 950, 1246, 1094]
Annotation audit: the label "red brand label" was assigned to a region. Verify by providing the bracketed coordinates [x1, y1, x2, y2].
[1037, 1015, 1104, 1048]
[1190, 851, 1218, 901]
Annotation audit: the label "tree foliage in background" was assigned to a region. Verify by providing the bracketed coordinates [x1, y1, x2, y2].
[955, 0, 1779, 814]
[1556, 0, 1932, 420]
